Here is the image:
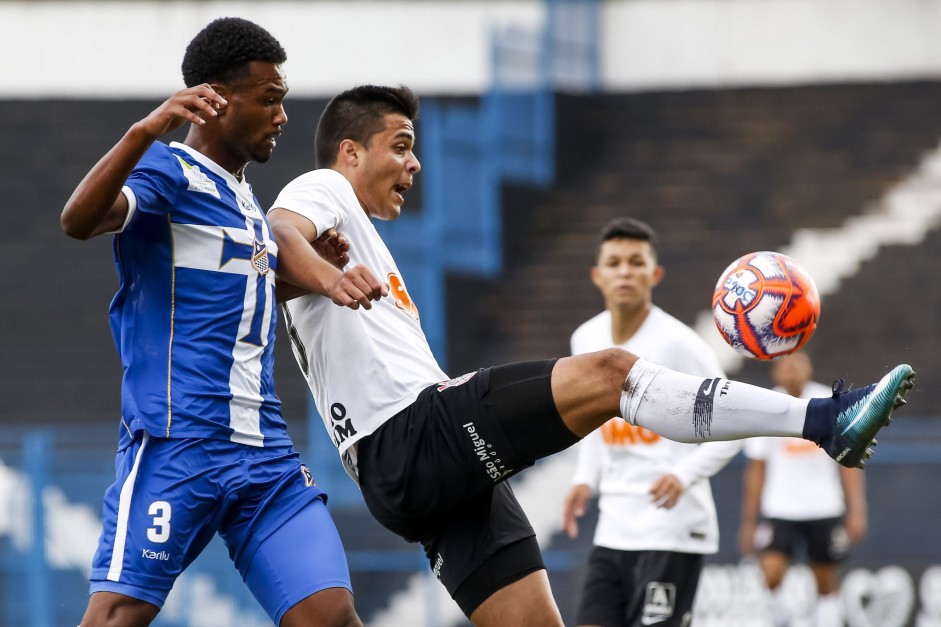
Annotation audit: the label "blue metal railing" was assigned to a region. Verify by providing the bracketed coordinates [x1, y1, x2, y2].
[3, 418, 941, 624]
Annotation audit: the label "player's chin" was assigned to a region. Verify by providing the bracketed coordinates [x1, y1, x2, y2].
[378, 201, 403, 220]
[252, 144, 277, 163]
[253, 151, 274, 164]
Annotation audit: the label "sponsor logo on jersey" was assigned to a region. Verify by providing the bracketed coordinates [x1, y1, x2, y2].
[330, 402, 357, 446]
[463, 421, 509, 482]
[175, 155, 220, 198]
[239, 198, 261, 217]
[437, 371, 476, 392]
[432, 553, 444, 581]
[641, 581, 676, 625]
[142, 548, 171, 561]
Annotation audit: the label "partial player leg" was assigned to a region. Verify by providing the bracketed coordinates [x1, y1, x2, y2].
[251, 499, 361, 627]
[232, 462, 361, 627]
[551, 349, 915, 468]
[625, 360, 914, 467]
[551, 348, 811, 441]
[80, 592, 159, 627]
[280, 587, 361, 627]
[469, 570, 563, 627]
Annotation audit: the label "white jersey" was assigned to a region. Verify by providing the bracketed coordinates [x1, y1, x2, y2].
[743, 380, 844, 520]
[272, 169, 448, 479]
[570, 307, 741, 553]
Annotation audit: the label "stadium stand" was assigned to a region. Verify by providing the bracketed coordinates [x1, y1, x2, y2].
[448, 82, 941, 405]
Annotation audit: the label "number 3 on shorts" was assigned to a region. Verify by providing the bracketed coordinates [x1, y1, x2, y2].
[147, 500, 172, 543]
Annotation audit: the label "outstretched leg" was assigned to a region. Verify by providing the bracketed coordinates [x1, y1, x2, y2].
[548, 348, 915, 468]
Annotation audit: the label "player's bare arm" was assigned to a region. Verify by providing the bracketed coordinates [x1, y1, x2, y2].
[562, 483, 592, 539]
[268, 207, 387, 309]
[839, 466, 867, 543]
[738, 458, 766, 555]
[275, 228, 351, 302]
[61, 85, 226, 240]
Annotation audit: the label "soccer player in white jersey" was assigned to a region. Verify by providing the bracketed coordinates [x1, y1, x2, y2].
[60, 18, 366, 627]
[739, 352, 866, 627]
[267, 84, 914, 627]
[561, 217, 741, 627]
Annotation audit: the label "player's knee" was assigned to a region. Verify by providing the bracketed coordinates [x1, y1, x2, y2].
[594, 347, 635, 380]
[81, 594, 158, 627]
[322, 604, 362, 627]
[280, 590, 362, 627]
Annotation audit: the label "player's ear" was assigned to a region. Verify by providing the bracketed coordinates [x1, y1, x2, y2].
[652, 265, 665, 287]
[338, 139, 359, 166]
[209, 83, 229, 116]
[590, 266, 602, 289]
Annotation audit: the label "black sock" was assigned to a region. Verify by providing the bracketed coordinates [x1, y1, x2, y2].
[802, 397, 833, 446]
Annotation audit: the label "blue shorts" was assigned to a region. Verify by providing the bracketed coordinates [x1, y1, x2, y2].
[89, 433, 352, 624]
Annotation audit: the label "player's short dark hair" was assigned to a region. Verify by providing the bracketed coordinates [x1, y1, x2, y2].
[181, 17, 286, 87]
[315, 85, 420, 168]
[597, 217, 659, 260]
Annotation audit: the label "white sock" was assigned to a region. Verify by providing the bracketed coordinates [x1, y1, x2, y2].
[769, 586, 790, 627]
[620, 358, 809, 441]
[814, 593, 843, 627]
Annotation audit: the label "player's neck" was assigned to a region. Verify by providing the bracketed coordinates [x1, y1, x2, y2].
[608, 303, 651, 345]
[184, 130, 248, 180]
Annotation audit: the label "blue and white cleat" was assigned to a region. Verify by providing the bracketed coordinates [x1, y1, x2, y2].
[821, 364, 915, 468]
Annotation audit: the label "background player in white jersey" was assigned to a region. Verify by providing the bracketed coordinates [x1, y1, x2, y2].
[60, 18, 365, 627]
[561, 217, 741, 627]
[267, 84, 913, 627]
[739, 352, 867, 627]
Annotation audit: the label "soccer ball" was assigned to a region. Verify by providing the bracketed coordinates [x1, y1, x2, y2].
[712, 251, 820, 360]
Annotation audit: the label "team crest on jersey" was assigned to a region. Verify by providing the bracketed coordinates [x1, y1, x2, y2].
[175, 155, 220, 198]
[437, 371, 476, 392]
[251, 238, 269, 276]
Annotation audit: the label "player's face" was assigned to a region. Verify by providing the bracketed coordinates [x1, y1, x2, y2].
[591, 238, 663, 311]
[352, 113, 420, 220]
[217, 61, 288, 169]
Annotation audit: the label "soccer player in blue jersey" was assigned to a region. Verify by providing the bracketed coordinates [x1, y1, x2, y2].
[61, 18, 375, 627]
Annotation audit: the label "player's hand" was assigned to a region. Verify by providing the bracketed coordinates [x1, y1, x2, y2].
[562, 484, 592, 539]
[313, 228, 351, 269]
[136, 84, 228, 138]
[649, 474, 683, 509]
[327, 264, 388, 310]
[845, 509, 867, 545]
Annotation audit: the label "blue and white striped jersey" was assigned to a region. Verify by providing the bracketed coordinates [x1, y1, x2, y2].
[108, 141, 289, 449]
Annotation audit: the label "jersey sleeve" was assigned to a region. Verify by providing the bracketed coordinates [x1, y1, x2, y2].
[122, 142, 183, 226]
[743, 436, 773, 460]
[667, 331, 726, 379]
[570, 429, 604, 489]
[271, 171, 349, 237]
[670, 440, 742, 487]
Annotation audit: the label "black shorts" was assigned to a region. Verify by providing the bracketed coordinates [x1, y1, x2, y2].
[576, 547, 703, 627]
[755, 517, 850, 563]
[357, 359, 579, 615]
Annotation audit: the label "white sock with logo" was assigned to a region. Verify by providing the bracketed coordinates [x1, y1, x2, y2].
[619, 358, 809, 441]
